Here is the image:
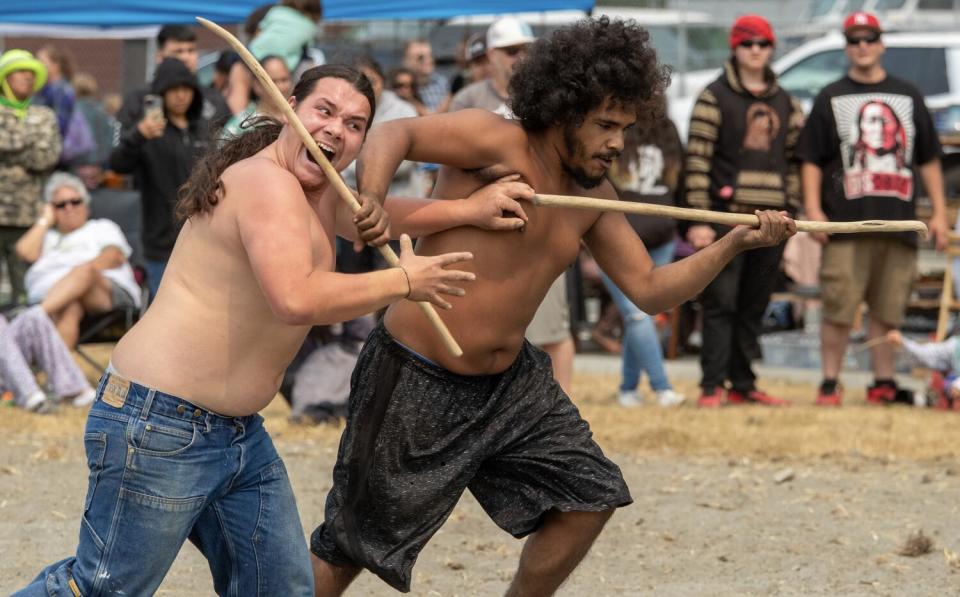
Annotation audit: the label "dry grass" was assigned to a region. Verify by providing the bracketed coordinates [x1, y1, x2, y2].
[3, 344, 959, 463]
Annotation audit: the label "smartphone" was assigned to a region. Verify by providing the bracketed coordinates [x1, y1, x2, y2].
[143, 94, 164, 122]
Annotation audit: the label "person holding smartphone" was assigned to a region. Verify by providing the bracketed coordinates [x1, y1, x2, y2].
[109, 57, 211, 299]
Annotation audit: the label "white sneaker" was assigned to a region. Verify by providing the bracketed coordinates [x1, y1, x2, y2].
[616, 390, 644, 408]
[72, 388, 96, 407]
[656, 389, 686, 408]
[23, 391, 47, 412]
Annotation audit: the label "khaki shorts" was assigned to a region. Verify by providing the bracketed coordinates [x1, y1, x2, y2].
[820, 238, 917, 327]
[525, 274, 571, 346]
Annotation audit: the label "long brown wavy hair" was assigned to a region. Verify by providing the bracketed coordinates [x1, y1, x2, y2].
[176, 64, 376, 220]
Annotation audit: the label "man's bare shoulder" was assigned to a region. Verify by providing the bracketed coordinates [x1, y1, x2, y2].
[454, 109, 528, 142]
[221, 155, 305, 208]
[581, 178, 620, 200]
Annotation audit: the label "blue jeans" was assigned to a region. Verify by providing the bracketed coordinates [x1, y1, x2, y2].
[601, 240, 676, 393]
[144, 258, 167, 301]
[14, 374, 313, 596]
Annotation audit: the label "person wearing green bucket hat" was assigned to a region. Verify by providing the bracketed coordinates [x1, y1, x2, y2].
[0, 49, 61, 305]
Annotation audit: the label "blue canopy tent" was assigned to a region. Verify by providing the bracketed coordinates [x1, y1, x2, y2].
[1, 1, 595, 27]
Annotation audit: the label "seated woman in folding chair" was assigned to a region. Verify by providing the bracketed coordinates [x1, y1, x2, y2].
[14, 171, 141, 348]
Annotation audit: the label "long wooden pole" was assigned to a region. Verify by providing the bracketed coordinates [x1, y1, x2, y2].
[197, 17, 463, 357]
[534, 194, 928, 234]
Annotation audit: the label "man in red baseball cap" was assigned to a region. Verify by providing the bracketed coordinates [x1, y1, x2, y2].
[684, 14, 803, 408]
[798, 11, 949, 407]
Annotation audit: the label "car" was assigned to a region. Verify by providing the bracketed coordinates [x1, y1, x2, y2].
[669, 30, 960, 198]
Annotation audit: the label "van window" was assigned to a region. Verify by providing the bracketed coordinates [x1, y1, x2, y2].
[884, 48, 949, 96]
[778, 49, 846, 99]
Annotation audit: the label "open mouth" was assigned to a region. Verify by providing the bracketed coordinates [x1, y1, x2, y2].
[307, 140, 337, 166]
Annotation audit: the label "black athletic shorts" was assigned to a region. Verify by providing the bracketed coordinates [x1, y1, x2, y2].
[310, 322, 632, 592]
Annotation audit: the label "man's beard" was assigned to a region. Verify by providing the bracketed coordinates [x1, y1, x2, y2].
[561, 123, 616, 190]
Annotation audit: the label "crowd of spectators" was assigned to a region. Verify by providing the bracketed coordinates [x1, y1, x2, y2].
[0, 6, 955, 416]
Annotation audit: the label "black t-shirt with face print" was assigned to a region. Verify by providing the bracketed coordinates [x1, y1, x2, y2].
[797, 75, 941, 246]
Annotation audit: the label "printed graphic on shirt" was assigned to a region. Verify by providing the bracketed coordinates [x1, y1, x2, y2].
[619, 145, 668, 195]
[743, 102, 781, 151]
[831, 93, 915, 201]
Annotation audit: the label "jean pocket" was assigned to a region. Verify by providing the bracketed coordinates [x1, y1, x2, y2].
[127, 419, 198, 456]
[83, 432, 107, 513]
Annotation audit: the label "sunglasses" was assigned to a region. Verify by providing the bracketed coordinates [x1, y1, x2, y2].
[846, 33, 881, 45]
[393, 81, 413, 89]
[738, 39, 773, 49]
[500, 45, 528, 57]
[52, 198, 84, 209]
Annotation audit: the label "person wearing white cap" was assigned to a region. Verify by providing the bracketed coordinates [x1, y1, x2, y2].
[449, 16, 535, 117]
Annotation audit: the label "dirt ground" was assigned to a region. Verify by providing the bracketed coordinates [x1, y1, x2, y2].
[3, 358, 960, 596]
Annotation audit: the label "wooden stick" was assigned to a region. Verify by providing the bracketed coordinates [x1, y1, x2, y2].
[534, 194, 928, 234]
[848, 336, 890, 355]
[197, 17, 463, 357]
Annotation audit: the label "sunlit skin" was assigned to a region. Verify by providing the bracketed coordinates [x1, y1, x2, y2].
[312, 95, 796, 597]
[6, 70, 36, 101]
[110, 77, 529, 415]
[354, 98, 795, 377]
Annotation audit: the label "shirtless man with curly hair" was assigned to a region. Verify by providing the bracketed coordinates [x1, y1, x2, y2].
[311, 19, 796, 596]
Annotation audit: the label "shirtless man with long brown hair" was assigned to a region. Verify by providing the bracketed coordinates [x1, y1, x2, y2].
[16, 65, 533, 597]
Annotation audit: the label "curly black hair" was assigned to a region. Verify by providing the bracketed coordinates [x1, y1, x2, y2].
[509, 17, 670, 133]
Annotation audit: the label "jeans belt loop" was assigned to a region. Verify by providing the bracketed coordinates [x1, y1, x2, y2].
[139, 388, 156, 421]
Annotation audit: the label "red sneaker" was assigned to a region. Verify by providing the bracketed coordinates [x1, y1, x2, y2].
[728, 389, 791, 407]
[697, 388, 724, 408]
[815, 385, 843, 407]
[866, 384, 897, 405]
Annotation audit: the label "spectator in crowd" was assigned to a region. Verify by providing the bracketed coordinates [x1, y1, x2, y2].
[210, 50, 239, 96]
[402, 39, 448, 114]
[117, 25, 230, 132]
[685, 15, 802, 407]
[0, 306, 95, 412]
[228, 0, 323, 115]
[0, 49, 62, 305]
[798, 11, 949, 406]
[15, 172, 141, 348]
[389, 66, 425, 113]
[343, 56, 420, 197]
[886, 329, 957, 399]
[222, 55, 293, 138]
[450, 16, 534, 116]
[34, 45, 76, 137]
[602, 113, 686, 408]
[110, 57, 211, 298]
[36, 45, 94, 167]
[72, 72, 118, 167]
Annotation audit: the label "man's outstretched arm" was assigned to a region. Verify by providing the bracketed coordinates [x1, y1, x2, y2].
[584, 183, 796, 315]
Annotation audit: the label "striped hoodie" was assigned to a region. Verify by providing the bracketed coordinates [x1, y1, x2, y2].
[684, 59, 803, 216]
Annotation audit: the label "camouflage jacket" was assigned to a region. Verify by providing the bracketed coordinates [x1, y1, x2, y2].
[0, 104, 61, 227]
